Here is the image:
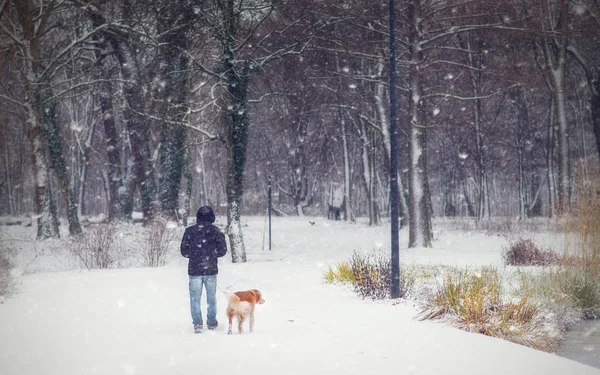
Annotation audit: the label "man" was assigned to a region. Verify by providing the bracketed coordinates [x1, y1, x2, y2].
[181, 206, 227, 333]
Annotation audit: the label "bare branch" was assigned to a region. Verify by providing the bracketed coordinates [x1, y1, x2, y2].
[40, 23, 109, 81]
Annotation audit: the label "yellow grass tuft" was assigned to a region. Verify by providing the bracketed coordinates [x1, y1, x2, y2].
[323, 261, 355, 284]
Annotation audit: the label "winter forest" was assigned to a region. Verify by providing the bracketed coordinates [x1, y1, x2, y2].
[1, 0, 600, 262]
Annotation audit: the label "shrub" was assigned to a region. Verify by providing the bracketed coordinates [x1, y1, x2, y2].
[323, 254, 414, 300]
[70, 223, 118, 269]
[0, 253, 16, 299]
[142, 218, 176, 267]
[503, 238, 558, 266]
[348, 252, 413, 300]
[350, 252, 392, 299]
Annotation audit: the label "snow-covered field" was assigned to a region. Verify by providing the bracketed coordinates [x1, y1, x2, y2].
[1, 216, 598, 375]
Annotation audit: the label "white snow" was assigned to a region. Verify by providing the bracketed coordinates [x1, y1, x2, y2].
[1, 216, 598, 375]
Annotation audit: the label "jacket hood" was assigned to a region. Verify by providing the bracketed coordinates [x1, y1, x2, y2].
[196, 206, 215, 223]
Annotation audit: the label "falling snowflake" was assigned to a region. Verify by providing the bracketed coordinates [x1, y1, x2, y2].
[71, 123, 83, 133]
[573, 4, 586, 15]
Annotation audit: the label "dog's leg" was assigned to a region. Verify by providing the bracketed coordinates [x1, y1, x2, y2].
[227, 307, 234, 335]
[237, 313, 245, 334]
[249, 306, 255, 332]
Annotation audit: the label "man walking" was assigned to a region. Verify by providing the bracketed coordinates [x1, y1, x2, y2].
[181, 206, 227, 333]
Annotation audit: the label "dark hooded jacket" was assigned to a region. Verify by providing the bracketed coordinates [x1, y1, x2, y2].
[180, 206, 227, 276]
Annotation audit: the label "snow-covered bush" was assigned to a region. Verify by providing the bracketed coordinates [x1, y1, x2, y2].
[142, 218, 177, 267]
[70, 223, 119, 269]
[323, 255, 416, 300]
[348, 252, 414, 300]
[350, 252, 391, 299]
[503, 238, 558, 266]
[0, 243, 16, 299]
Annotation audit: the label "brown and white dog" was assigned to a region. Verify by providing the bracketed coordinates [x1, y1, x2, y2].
[226, 289, 265, 334]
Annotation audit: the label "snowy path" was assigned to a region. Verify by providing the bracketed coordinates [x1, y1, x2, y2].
[1, 259, 599, 375]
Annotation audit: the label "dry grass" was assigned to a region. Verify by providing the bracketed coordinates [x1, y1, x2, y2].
[323, 261, 355, 284]
[559, 165, 600, 318]
[510, 165, 600, 321]
[418, 267, 558, 352]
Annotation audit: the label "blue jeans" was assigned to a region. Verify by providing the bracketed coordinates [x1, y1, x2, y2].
[189, 275, 218, 327]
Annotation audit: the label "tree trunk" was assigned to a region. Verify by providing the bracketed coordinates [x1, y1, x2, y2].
[218, 0, 252, 263]
[96, 3, 157, 224]
[547, 100, 557, 218]
[459, 33, 490, 220]
[358, 116, 380, 226]
[43, 93, 82, 236]
[374, 60, 408, 227]
[517, 147, 527, 220]
[1, 141, 16, 215]
[100, 81, 126, 221]
[555, 71, 569, 215]
[511, 86, 531, 220]
[407, 0, 432, 248]
[223, 64, 249, 263]
[156, 0, 192, 221]
[591, 71, 600, 161]
[182, 155, 193, 226]
[120, 61, 157, 223]
[87, 9, 127, 222]
[540, 0, 570, 214]
[529, 172, 543, 217]
[25, 96, 60, 239]
[340, 111, 354, 222]
[73, 101, 97, 219]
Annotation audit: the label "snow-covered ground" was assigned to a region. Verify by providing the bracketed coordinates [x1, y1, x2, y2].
[1, 216, 598, 374]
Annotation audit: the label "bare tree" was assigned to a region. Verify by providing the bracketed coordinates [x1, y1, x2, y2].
[0, 0, 101, 237]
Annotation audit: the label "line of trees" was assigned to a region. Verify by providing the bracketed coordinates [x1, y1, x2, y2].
[1, 0, 599, 260]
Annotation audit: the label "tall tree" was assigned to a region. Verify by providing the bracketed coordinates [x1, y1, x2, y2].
[535, 0, 571, 214]
[405, 0, 432, 247]
[154, 0, 196, 221]
[194, 0, 314, 262]
[1, 0, 95, 238]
